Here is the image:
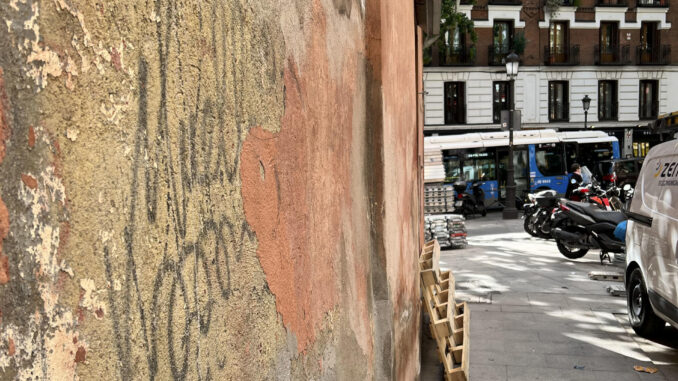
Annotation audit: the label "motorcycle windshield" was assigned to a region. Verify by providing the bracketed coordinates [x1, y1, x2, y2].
[581, 166, 593, 185]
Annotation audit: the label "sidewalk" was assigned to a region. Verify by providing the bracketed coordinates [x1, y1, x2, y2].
[420, 212, 678, 381]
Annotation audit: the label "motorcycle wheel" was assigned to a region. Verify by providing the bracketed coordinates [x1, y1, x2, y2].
[553, 219, 589, 259]
[523, 213, 539, 237]
[536, 212, 552, 239]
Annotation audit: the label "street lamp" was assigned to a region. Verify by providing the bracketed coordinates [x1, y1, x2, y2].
[582, 95, 591, 129]
[503, 52, 520, 220]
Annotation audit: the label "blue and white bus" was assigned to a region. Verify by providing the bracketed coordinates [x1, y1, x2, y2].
[424, 130, 620, 206]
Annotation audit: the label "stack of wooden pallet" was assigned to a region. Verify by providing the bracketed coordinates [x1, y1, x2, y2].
[420, 240, 470, 381]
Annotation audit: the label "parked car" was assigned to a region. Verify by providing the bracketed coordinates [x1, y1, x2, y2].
[625, 139, 678, 337]
[596, 158, 644, 189]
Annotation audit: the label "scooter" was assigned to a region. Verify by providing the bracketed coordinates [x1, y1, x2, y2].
[551, 199, 627, 264]
[523, 189, 558, 238]
[453, 180, 487, 217]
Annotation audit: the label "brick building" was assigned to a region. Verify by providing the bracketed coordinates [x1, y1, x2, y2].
[424, 0, 678, 156]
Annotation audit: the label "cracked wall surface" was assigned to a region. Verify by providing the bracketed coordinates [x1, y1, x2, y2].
[0, 0, 422, 380]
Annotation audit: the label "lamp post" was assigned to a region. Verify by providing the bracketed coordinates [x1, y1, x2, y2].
[582, 95, 591, 129]
[503, 52, 520, 220]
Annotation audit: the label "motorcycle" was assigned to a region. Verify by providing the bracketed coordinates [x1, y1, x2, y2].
[453, 180, 487, 217]
[551, 199, 627, 264]
[523, 189, 558, 238]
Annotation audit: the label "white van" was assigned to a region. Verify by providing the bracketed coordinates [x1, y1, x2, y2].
[625, 139, 678, 337]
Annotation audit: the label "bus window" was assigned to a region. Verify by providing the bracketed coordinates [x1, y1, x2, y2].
[564, 142, 578, 171]
[443, 154, 462, 183]
[536, 143, 565, 176]
[498, 149, 528, 198]
[578, 142, 613, 170]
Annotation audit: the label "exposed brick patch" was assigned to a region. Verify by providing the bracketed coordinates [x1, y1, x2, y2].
[74, 346, 86, 363]
[28, 125, 35, 148]
[110, 47, 122, 71]
[21, 174, 38, 189]
[8, 337, 15, 356]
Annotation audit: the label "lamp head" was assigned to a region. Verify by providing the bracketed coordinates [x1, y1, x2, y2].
[505, 52, 520, 78]
[582, 95, 591, 112]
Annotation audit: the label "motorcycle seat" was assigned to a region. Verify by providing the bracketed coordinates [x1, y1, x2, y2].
[567, 202, 626, 225]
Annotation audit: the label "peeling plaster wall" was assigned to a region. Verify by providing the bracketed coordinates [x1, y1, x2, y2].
[0, 0, 421, 380]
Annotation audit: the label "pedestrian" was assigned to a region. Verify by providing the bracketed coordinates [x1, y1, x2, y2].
[565, 163, 583, 199]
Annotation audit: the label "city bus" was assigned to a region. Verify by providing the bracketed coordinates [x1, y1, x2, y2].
[424, 130, 620, 206]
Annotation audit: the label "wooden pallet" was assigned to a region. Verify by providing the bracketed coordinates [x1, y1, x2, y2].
[419, 241, 442, 288]
[419, 240, 470, 381]
[588, 271, 624, 282]
[444, 304, 470, 381]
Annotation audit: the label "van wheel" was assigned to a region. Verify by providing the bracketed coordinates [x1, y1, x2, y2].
[627, 268, 665, 338]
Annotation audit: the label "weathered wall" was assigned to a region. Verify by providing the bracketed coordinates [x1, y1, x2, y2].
[0, 0, 421, 380]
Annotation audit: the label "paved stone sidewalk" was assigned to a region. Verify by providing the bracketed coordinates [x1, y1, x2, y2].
[421, 212, 678, 381]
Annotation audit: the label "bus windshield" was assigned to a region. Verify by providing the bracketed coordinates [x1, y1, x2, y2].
[463, 151, 495, 181]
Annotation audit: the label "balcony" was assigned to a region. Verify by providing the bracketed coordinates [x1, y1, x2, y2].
[545, 0, 576, 5]
[595, 0, 628, 6]
[439, 47, 475, 66]
[594, 45, 631, 65]
[637, 0, 668, 6]
[544, 45, 580, 65]
[488, 0, 522, 4]
[636, 45, 671, 65]
[488, 45, 511, 66]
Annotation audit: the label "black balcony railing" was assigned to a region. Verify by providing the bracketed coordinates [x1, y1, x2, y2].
[439, 47, 475, 66]
[637, 0, 668, 6]
[544, 45, 580, 65]
[488, 0, 522, 4]
[488, 45, 511, 66]
[636, 45, 671, 65]
[594, 44, 631, 65]
[595, 0, 628, 6]
[545, 0, 575, 5]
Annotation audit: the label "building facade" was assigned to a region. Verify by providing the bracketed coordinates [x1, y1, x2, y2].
[424, 0, 678, 156]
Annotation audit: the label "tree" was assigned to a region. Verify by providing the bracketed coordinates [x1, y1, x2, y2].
[425, 0, 477, 65]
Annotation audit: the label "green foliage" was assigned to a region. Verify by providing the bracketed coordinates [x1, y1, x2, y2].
[424, 0, 478, 65]
[441, 0, 477, 44]
[512, 32, 527, 55]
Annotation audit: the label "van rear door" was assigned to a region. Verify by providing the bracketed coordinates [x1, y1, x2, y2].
[634, 141, 678, 312]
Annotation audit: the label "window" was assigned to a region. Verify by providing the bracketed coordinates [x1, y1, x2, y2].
[535, 143, 565, 177]
[549, 21, 569, 63]
[492, 21, 513, 65]
[493, 82, 511, 123]
[498, 149, 529, 198]
[639, 22, 659, 64]
[441, 27, 468, 64]
[598, 81, 618, 121]
[444, 82, 465, 124]
[548, 81, 569, 122]
[443, 153, 462, 183]
[639, 80, 658, 120]
[578, 143, 614, 169]
[599, 22, 618, 64]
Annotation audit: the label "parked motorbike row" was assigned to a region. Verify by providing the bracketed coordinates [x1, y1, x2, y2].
[523, 182, 634, 264]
